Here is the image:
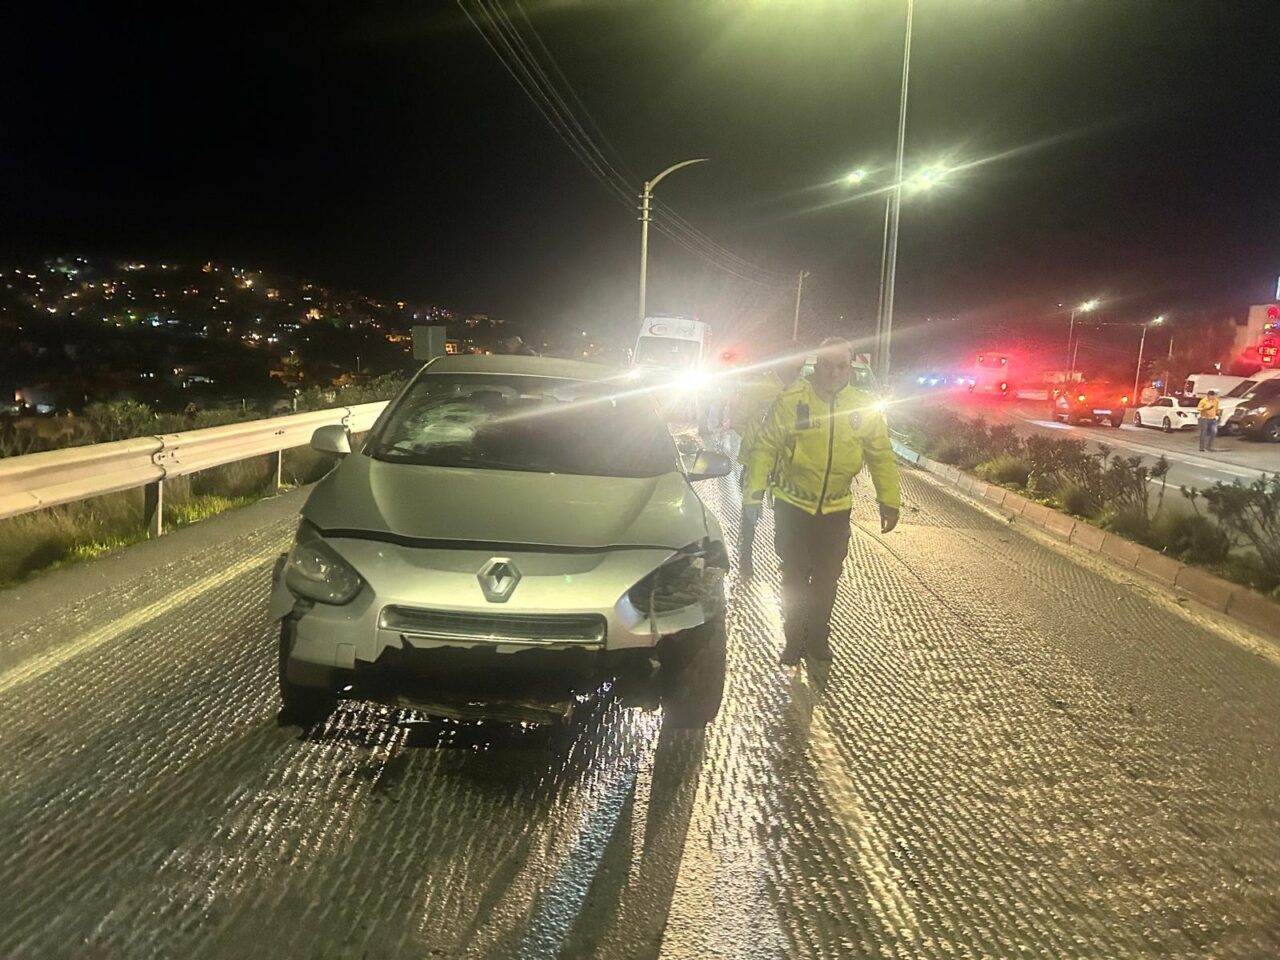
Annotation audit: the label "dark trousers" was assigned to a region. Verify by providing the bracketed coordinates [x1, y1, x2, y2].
[773, 500, 852, 655]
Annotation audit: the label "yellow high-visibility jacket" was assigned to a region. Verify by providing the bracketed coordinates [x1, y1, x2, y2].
[744, 378, 901, 514]
[1197, 395, 1221, 420]
[729, 371, 788, 463]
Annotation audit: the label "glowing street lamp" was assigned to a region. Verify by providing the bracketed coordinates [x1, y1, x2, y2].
[844, 169, 867, 186]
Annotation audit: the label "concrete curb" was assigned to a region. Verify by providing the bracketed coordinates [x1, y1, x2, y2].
[901, 449, 1280, 643]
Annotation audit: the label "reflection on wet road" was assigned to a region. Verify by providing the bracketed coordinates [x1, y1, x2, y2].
[2, 467, 1278, 958]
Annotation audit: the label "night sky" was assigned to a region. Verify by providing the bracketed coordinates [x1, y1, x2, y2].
[3, 1, 1278, 356]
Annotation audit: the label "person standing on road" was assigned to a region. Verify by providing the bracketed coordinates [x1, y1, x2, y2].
[740, 338, 902, 665]
[1197, 389, 1221, 452]
[729, 348, 805, 578]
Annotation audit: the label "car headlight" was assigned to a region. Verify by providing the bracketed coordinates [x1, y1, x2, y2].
[284, 522, 363, 604]
[1246, 406, 1267, 417]
[627, 541, 727, 617]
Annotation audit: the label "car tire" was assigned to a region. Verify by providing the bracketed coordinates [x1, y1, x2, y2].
[659, 614, 726, 728]
[1163, 417, 1173, 433]
[1263, 417, 1280, 443]
[278, 620, 336, 725]
[1134, 412, 1143, 427]
[1110, 415, 1124, 428]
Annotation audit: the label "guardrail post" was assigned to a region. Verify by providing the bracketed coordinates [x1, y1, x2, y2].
[144, 479, 163, 538]
[274, 449, 284, 491]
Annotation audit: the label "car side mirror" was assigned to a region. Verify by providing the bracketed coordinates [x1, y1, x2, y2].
[311, 424, 352, 456]
[687, 450, 733, 481]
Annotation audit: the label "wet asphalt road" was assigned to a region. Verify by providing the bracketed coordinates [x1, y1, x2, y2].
[2, 465, 1279, 959]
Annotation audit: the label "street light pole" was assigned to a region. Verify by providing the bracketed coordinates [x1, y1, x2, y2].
[1066, 299, 1098, 384]
[875, 0, 915, 384]
[792, 269, 809, 342]
[638, 158, 708, 328]
[1132, 316, 1164, 403]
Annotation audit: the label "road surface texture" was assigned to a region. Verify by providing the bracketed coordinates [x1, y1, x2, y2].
[2, 465, 1279, 959]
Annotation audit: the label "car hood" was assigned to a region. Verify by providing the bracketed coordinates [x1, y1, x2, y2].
[301, 453, 710, 550]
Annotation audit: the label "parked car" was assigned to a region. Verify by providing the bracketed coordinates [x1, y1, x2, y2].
[269, 354, 733, 728]
[1133, 396, 1199, 432]
[1235, 378, 1280, 442]
[1053, 381, 1130, 427]
[1219, 370, 1280, 433]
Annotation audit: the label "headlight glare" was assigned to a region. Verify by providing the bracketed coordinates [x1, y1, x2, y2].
[284, 523, 363, 604]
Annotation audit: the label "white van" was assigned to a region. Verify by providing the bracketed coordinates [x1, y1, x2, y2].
[1184, 373, 1245, 398]
[632, 315, 712, 372]
[1220, 369, 1280, 432]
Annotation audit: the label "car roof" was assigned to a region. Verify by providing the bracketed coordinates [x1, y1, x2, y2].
[421, 353, 626, 382]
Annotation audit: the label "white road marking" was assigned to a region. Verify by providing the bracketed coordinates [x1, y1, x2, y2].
[0, 551, 275, 696]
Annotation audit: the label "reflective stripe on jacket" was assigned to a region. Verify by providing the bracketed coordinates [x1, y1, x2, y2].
[743, 378, 902, 514]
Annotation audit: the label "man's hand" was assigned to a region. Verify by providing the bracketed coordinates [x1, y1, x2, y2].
[879, 503, 900, 534]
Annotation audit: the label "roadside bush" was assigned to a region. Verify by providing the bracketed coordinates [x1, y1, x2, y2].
[82, 401, 159, 442]
[1023, 434, 1089, 495]
[1105, 506, 1153, 545]
[977, 454, 1031, 489]
[1187, 475, 1280, 589]
[1056, 482, 1097, 518]
[1151, 512, 1231, 565]
[932, 441, 967, 466]
[1099, 449, 1170, 518]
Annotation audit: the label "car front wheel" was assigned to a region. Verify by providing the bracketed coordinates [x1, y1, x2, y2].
[1263, 417, 1280, 443]
[278, 620, 336, 725]
[658, 615, 726, 728]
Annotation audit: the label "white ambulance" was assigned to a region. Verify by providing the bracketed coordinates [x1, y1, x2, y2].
[632, 315, 713, 373]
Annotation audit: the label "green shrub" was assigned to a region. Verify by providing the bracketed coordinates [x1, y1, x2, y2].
[977, 454, 1031, 488]
[1151, 512, 1231, 565]
[1056, 482, 1097, 518]
[931, 441, 967, 465]
[1106, 506, 1153, 544]
[1189, 476, 1280, 581]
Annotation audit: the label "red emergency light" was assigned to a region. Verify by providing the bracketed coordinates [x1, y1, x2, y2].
[1268, 305, 1279, 319]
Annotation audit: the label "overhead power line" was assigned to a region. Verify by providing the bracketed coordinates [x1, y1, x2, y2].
[458, 0, 792, 288]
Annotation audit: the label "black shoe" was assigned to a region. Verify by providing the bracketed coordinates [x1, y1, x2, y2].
[780, 645, 803, 666]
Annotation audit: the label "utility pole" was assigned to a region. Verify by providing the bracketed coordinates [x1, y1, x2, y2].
[638, 158, 708, 327]
[792, 270, 809, 342]
[875, 0, 915, 383]
[1132, 316, 1165, 403]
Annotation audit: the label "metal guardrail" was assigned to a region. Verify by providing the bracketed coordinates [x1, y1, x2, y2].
[0, 401, 388, 535]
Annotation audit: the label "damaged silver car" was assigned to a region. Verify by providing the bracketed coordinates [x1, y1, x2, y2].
[269, 354, 733, 727]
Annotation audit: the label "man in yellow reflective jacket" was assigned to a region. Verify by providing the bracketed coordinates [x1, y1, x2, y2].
[741, 338, 902, 664]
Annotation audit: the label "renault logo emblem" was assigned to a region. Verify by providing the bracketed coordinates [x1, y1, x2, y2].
[478, 557, 521, 603]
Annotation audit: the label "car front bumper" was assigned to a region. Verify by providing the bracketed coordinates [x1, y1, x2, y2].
[270, 538, 723, 689]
